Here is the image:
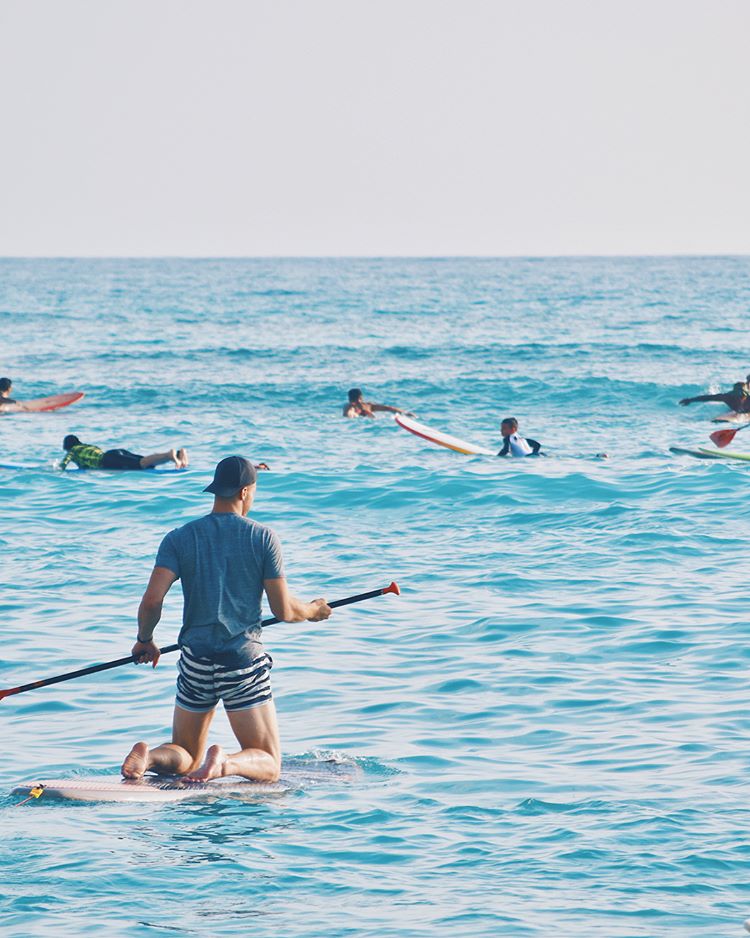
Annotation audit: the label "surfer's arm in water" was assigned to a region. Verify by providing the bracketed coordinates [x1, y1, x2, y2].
[370, 403, 415, 416]
[131, 566, 179, 665]
[526, 438, 542, 455]
[264, 577, 332, 623]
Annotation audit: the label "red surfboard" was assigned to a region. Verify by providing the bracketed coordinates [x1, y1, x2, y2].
[0, 391, 84, 415]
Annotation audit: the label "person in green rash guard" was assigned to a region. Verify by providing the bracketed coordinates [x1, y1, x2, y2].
[60, 434, 189, 471]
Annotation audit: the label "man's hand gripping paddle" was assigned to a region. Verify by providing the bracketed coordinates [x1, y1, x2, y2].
[0, 582, 400, 702]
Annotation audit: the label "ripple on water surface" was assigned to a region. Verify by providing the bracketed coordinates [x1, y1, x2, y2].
[3, 258, 750, 936]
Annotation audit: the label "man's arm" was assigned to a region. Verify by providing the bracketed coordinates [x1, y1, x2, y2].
[59, 452, 72, 470]
[369, 402, 413, 415]
[526, 438, 542, 455]
[131, 566, 179, 665]
[679, 393, 730, 406]
[264, 578, 332, 622]
[497, 437, 510, 457]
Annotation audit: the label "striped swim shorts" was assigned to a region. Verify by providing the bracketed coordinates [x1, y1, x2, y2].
[176, 643, 273, 713]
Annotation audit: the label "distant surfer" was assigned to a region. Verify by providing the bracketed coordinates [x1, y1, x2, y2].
[60, 434, 189, 471]
[0, 377, 16, 405]
[343, 387, 413, 419]
[121, 455, 332, 783]
[497, 418, 542, 457]
[679, 381, 750, 413]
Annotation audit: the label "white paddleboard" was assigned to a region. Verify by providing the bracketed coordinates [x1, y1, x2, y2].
[395, 413, 495, 456]
[711, 411, 750, 425]
[12, 758, 359, 803]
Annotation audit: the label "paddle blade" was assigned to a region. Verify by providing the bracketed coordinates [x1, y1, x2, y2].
[384, 581, 400, 596]
[710, 428, 738, 448]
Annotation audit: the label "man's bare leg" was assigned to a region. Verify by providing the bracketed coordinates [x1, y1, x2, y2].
[139, 449, 179, 469]
[188, 700, 281, 782]
[121, 706, 215, 778]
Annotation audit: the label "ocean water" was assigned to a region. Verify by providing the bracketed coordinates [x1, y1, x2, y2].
[2, 256, 750, 937]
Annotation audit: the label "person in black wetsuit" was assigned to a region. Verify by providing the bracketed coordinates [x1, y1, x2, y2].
[0, 377, 16, 405]
[679, 381, 750, 413]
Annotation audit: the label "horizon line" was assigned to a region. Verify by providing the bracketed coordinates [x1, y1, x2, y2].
[0, 252, 748, 261]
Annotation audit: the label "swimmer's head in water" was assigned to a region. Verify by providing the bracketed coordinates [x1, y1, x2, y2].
[500, 417, 518, 436]
[63, 434, 81, 450]
[348, 388, 363, 403]
[0, 377, 12, 394]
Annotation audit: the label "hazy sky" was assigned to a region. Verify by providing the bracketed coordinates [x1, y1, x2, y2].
[1, 0, 748, 256]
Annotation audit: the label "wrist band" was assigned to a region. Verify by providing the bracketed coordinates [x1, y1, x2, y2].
[136, 635, 152, 643]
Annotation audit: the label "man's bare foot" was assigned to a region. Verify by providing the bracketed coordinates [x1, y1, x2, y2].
[177, 448, 189, 469]
[121, 741, 150, 779]
[187, 744, 227, 781]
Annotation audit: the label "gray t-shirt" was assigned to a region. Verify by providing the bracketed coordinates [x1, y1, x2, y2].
[155, 512, 285, 652]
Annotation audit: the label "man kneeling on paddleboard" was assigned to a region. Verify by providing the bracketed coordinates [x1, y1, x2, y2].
[497, 418, 542, 457]
[121, 455, 332, 783]
[61, 434, 189, 470]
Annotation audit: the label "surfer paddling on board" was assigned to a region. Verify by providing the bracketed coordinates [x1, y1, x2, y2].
[679, 381, 750, 413]
[343, 387, 413, 419]
[121, 456, 332, 783]
[0, 377, 16, 405]
[60, 435, 189, 471]
[497, 418, 542, 457]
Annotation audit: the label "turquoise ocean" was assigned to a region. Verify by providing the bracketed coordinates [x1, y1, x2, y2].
[2, 257, 750, 937]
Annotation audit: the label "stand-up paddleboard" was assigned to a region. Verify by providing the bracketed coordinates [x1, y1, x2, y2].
[670, 446, 750, 462]
[0, 391, 84, 415]
[12, 758, 360, 804]
[395, 413, 495, 456]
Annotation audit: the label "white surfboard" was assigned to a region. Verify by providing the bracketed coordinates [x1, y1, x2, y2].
[394, 413, 495, 456]
[711, 411, 750, 425]
[12, 759, 359, 803]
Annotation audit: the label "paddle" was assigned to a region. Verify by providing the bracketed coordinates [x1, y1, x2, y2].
[709, 425, 750, 448]
[0, 582, 401, 701]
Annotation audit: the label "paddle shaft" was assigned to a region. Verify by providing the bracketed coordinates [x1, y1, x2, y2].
[0, 582, 399, 701]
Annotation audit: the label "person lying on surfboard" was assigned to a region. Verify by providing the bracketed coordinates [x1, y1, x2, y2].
[121, 455, 332, 783]
[0, 377, 17, 405]
[343, 387, 413, 419]
[60, 434, 190, 471]
[679, 381, 750, 413]
[497, 418, 542, 457]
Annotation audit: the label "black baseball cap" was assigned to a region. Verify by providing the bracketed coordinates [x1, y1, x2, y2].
[204, 456, 257, 497]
